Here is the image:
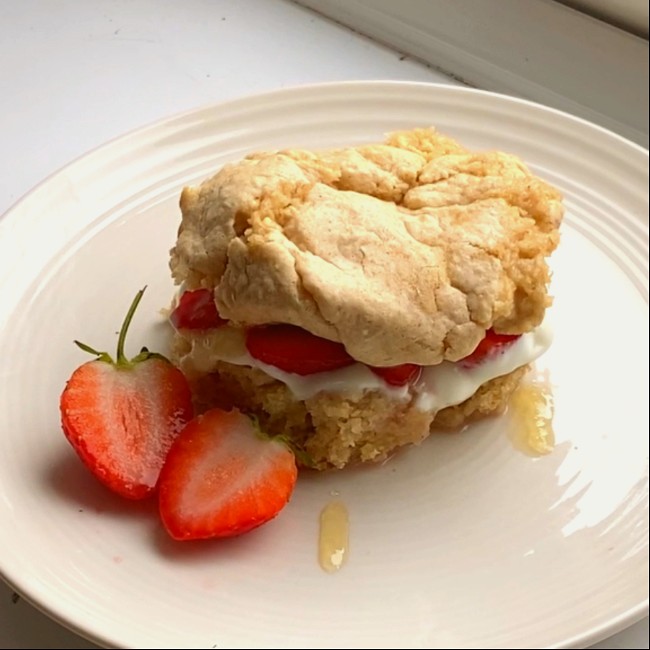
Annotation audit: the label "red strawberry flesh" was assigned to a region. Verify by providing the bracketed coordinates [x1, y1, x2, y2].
[170, 289, 226, 330]
[61, 356, 193, 499]
[158, 409, 297, 540]
[460, 330, 521, 367]
[246, 324, 354, 375]
[370, 363, 422, 386]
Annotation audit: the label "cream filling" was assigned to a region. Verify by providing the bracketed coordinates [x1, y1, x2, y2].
[193, 321, 553, 413]
[413, 322, 552, 411]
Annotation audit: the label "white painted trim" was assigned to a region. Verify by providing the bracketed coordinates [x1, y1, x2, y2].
[294, 0, 649, 146]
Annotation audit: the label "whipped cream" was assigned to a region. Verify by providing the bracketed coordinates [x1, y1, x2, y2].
[413, 323, 552, 411]
[206, 321, 553, 413]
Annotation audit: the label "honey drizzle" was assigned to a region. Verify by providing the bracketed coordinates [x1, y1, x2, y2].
[509, 375, 555, 456]
[318, 501, 349, 573]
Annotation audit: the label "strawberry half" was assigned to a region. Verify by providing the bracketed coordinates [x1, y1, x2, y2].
[170, 288, 226, 330]
[60, 288, 194, 500]
[246, 324, 354, 375]
[460, 329, 521, 367]
[158, 409, 298, 540]
[370, 364, 421, 386]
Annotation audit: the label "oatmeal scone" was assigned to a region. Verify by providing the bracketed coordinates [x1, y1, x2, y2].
[168, 128, 562, 468]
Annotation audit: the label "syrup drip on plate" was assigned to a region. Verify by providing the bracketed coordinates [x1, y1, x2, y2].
[318, 500, 349, 573]
[508, 371, 555, 456]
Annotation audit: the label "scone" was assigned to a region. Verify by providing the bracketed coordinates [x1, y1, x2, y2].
[168, 128, 562, 469]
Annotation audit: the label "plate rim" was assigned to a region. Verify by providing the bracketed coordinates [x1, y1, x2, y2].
[0, 80, 648, 649]
[1, 80, 647, 228]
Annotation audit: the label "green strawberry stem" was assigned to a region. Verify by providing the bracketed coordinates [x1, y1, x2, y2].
[73, 286, 167, 367]
[116, 287, 146, 365]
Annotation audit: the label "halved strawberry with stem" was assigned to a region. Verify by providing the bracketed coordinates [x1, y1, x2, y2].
[460, 330, 521, 367]
[246, 324, 354, 375]
[60, 287, 194, 500]
[158, 409, 298, 540]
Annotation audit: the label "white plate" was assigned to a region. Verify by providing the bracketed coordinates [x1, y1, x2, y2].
[0, 82, 648, 649]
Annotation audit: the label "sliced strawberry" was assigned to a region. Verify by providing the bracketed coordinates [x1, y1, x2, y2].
[158, 409, 298, 540]
[246, 324, 354, 375]
[460, 329, 521, 367]
[170, 288, 226, 330]
[370, 364, 421, 386]
[60, 288, 194, 499]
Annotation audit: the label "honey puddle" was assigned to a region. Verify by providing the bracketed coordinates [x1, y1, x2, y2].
[508, 373, 555, 456]
[318, 501, 349, 573]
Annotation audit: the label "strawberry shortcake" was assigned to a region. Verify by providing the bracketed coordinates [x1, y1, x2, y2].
[168, 128, 562, 469]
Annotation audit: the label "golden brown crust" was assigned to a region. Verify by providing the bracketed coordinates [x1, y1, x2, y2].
[170, 128, 562, 366]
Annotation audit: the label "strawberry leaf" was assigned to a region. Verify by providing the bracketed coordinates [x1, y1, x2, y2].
[74, 340, 113, 364]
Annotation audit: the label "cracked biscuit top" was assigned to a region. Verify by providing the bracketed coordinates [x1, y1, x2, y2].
[169, 128, 563, 366]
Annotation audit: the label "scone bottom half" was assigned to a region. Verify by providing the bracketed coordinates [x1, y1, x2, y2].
[167, 128, 562, 469]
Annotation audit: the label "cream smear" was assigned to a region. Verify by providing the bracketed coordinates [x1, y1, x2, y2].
[207, 322, 553, 413]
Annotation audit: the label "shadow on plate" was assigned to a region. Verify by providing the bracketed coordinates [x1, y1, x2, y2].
[44, 444, 289, 564]
[43, 447, 158, 519]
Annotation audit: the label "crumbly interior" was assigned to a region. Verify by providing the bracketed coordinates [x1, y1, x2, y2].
[173, 332, 527, 469]
[170, 128, 563, 366]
